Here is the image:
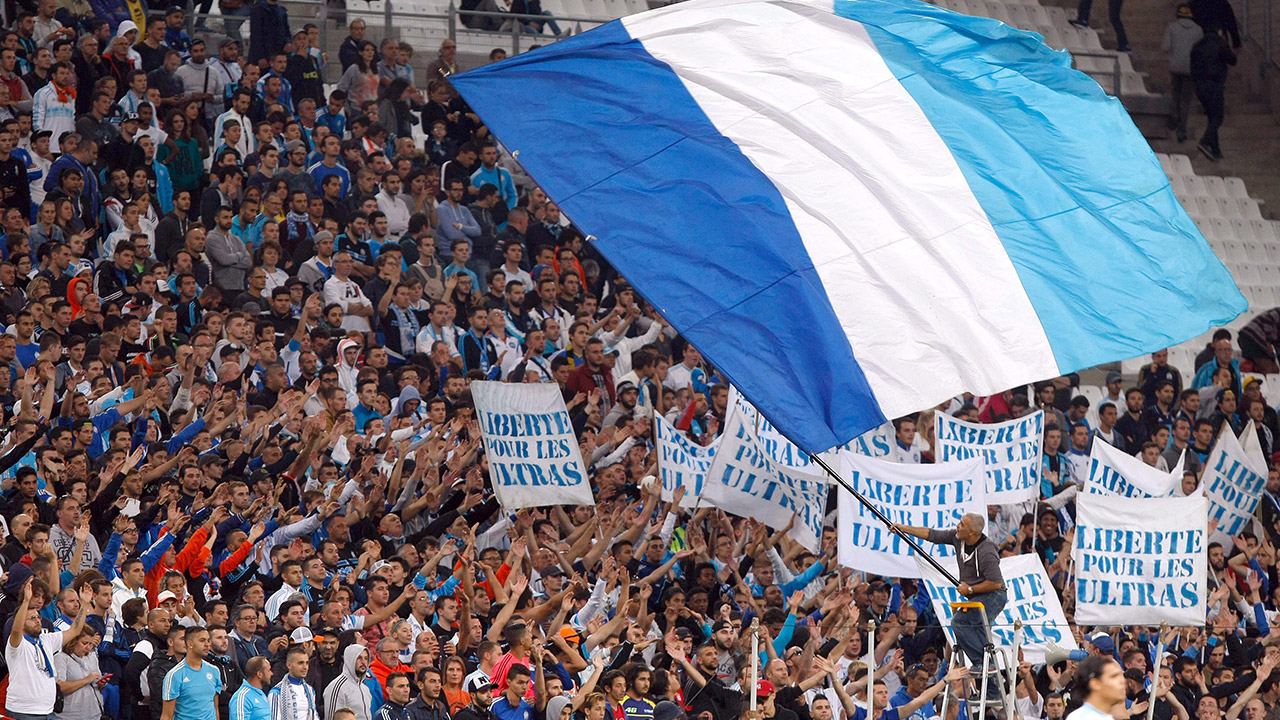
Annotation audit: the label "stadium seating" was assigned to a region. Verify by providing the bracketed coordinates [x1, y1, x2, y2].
[927, 0, 1157, 100]
[1119, 153, 1277, 379]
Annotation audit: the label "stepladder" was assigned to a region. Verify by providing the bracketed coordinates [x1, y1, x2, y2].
[937, 601, 1019, 720]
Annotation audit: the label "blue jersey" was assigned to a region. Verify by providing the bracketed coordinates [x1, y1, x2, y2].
[492, 696, 534, 720]
[163, 659, 223, 720]
[229, 683, 272, 720]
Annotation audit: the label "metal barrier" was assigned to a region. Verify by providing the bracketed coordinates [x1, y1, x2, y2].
[186, 0, 605, 79]
[1072, 50, 1123, 96]
[1241, 0, 1280, 71]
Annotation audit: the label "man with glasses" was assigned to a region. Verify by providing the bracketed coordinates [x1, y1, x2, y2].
[890, 665, 938, 720]
[231, 604, 269, 674]
[338, 20, 371, 72]
[425, 40, 460, 86]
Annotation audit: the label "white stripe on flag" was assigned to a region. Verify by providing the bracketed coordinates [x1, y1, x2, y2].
[622, 0, 1060, 416]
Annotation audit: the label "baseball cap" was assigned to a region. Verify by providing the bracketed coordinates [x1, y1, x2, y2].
[199, 453, 226, 468]
[219, 37, 240, 48]
[1088, 632, 1115, 655]
[122, 111, 140, 124]
[756, 680, 776, 698]
[712, 619, 733, 634]
[673, 627, 693, 639]
[219, 343, 243, 358]
[616, 380, 638, 394]
[291, 627, 314, 644]
[541, 566, 565, 578]
[466, 677, 494, 693]
[286, 139, 306, 153]
[1106, 371, 1123, 384]
[157, 590, 178, 604]
[165, 5, 184, 15]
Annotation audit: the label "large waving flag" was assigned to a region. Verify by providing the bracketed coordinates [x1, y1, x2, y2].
[451, 0, 1246, 455]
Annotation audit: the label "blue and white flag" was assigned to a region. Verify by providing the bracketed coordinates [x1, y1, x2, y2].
[655, 413, 717, 507]
[1204, 420, 1269, 537]
[1085, 439, 1187, 498]
[451, 0, 1245, 454]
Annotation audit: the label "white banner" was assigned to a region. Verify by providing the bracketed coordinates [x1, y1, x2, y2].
[1073, 493, 1208, 625]
[1085, 440, 1186, 498]
[655, 413, 717, 508]
[729, 389, 894, 467]
[703, 403, 829, 551]
[471, 381, 595, 510]
[935, 411, 1044, 504]
[836, 452, 987, 578]
[917, 554, 1076, 664]
[1204, 420, 1269, 536]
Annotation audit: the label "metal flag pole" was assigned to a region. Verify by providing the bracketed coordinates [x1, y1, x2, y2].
[807, 452, 962, 587]
[1147, 623, 1169, 720]
[749, 618, 761, 714]
[867, 618, 877, 713]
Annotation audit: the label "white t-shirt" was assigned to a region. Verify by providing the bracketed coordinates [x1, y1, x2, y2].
[664, 362, 694, 391]
[5, 629, 64, 714]
[323, 275, 372, 332]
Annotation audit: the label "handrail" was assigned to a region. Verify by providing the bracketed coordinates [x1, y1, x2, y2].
[1072, 50, 1122, 98]
[187, 0, 613, 74]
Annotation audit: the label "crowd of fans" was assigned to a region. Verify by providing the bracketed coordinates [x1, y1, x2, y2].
[0, 4, 1275, 720]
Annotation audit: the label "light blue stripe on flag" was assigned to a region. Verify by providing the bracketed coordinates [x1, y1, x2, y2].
[841, 0, 1245, 369]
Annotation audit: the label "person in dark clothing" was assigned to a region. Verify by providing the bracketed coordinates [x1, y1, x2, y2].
[208, 626, 246, 720]
[1191, 0, 1241, 47]
[669, 643, 742, 720]
[0, 124, 29, 216]
[248, 0, 290, 65]
[1240, 308, 1280, 374]
[285, 30, 323, 110]
[1190, 22, 1236, 160]
[1072, 0, 1128, 51]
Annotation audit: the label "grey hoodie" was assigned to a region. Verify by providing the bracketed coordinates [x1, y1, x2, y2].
[322, 645, 374, 720]
[1164, 17, 1205, 75]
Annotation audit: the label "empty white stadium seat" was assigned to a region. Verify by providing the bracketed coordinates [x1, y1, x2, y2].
[1170, 154, 1194, 177]
[1225, 177, 1251, 199]
[1211, 218, 1236, 242]
[1195, 196, 1220, 218]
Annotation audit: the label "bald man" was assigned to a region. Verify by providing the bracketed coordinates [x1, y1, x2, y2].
[891, 513, 1006, 692]
[1, 513, 34, 566]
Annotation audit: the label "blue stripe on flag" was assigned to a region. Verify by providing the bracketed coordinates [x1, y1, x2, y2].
[451, 21, 887, 454]
[839, 0, 1246, 369]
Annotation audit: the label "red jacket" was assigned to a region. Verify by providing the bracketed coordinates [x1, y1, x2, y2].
[566, 362, 615, 406]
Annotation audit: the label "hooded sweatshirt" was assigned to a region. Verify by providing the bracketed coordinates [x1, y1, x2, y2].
[175, 55, 224, 122]
[389, 385, 423, 423]
[1164, 16, 1205, 74]
[336, 338, 361, 400]
[323, 645, 374, 720]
